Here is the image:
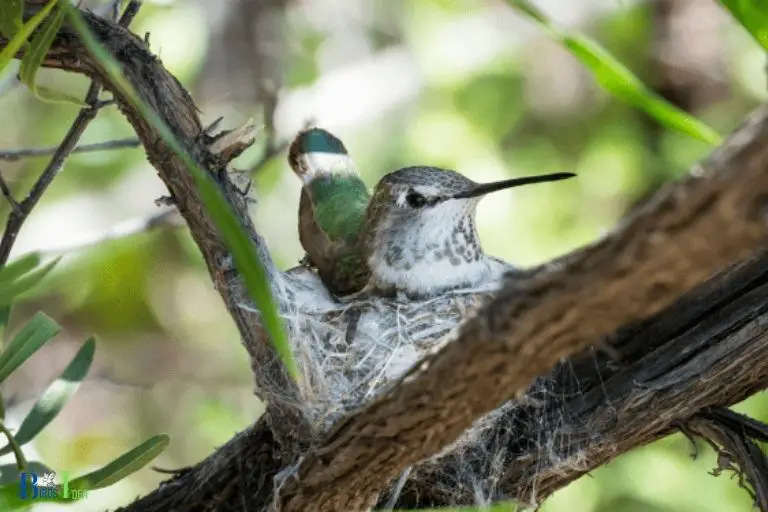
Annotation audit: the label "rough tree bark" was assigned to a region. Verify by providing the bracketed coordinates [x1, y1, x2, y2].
[5, 3, 768, 511]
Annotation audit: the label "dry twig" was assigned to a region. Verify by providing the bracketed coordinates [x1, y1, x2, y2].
[0, 1, 142, 264]
[0, 137, 140, 161]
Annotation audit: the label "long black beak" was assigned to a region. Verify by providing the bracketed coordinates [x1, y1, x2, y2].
[452, 172, 576, 200]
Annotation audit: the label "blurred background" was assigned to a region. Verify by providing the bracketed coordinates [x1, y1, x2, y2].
[0, 0, 766, 510]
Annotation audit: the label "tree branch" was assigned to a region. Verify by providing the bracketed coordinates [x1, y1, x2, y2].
[119, 247, 768, 512]
[8, 3, 768, 511]
[393, 249, 768, 507]
[0, 2, 141, 265]
[688, 407, 768, 510]
[0, 137, 140, 161]
[9, 3, 308, 446]
[274, 106, 768, 511]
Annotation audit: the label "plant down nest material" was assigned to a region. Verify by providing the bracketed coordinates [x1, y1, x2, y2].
[239, 264, 593, 508]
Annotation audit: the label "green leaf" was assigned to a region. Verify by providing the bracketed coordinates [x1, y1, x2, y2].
[0, 305, 10, 419]
[0, 0, 23, 39]
[0, 312, 60, 383]
[0, 490, 26, 512]
[64, 6, 297, 379]
[0, 254, 41, 286]
[0, 492, 27, 512]
[414, 503, 519, 512]
[0, 461, 53, 511]
[0, 461, 51, 486]
[67, 434, 169, 490]
[28, 84, 86, 105]
[0, 338, 95, 456]
[0, 0, 58, 75]
[562, 34, 722, 146]
[18, 1, 61, 85]
[0, 306, 12, 335]
[0, 420, 26, 472]
[19, 1, 83, 105]
[506, 0, 722, 146]
[0, 257, 59, 308]
[719, 0, 768, 51]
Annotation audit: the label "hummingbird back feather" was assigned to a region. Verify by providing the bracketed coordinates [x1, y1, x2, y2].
[289, 128, 372, 295]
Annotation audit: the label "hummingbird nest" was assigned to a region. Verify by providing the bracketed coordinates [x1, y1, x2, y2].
[242, 264, 586, 508]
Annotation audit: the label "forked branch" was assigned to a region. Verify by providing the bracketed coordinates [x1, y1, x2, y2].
[5, 4, 768, 511]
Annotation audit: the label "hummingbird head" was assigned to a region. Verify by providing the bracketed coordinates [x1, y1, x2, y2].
[362, 166, 575, 297]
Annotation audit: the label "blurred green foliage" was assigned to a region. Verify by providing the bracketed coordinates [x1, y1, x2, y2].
[507, 0, 722, 145]
[720, 0, 768, 50]
[0, 254, 169, 510]
[0, 0, 766, 511]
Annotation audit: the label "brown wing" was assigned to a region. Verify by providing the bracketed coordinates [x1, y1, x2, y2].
[298, 189, 369, 295]
[299, 189, 333, 269]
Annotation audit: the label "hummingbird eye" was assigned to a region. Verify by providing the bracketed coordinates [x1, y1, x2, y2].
[405, 190, 427, 208]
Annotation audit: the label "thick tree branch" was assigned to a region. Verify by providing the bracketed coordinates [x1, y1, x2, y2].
[8, 4, 768, 511]
[120, 248, 768, 512]
[121, 107, 768, 512]
[394, 249, 768, 507]
[276, 109, 768, 510]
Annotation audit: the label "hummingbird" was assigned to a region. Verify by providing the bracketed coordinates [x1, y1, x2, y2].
[360, 166, 576, 299]
[289, 128, 575, 299]
[288, 128, 372, 296]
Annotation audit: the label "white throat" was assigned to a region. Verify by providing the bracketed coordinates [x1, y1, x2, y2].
[367, 200, 503, 298]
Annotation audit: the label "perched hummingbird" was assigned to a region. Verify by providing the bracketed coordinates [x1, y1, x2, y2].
[288, 128, 372, 295]
[289, 128, 575, 299]
[360, 166, 575, 299]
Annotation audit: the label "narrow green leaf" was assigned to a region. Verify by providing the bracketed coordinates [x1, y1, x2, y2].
[0, 338, 95, 456]
[0, 257, 59, 308]
[0, 0, 23, 39]
[562, 34, 722, 146]
[416, 503, 519, 512]
[28, 84, 86, 105]
[506, 0, 551, 27]
[719, 0, 768, 51]
[0, 305, 11, 341]
[506, 0, 722, 146]
[0, 492, 28, 512]
[0, 420, 26, 471]
[19, 1, 62, 85]
[64, 6, 297, 379]
[19, 2, 82, 105]
[67, 434, 169, 490]
[0, 254, 41, 286]
[0, 0, 58, 75]
[0, 312, 60, 383]
[0, 490, 27, 512]
[0, 461, 51, 486]
[0, 461, 54, 511]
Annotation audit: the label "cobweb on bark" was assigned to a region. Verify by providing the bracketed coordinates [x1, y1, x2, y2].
[237, 265, 605, 509]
